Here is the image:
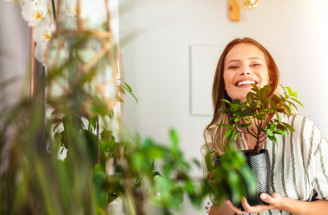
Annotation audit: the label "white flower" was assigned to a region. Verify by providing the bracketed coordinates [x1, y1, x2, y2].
[21, 0, 49, 26]
[33, 16, 55, 43]
[34, 41, 47, 64]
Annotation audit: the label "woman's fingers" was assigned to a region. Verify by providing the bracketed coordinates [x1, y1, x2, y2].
[260, 192, 282, 207]
[226, 195, 277, 214]
[225, 200, 245, 214]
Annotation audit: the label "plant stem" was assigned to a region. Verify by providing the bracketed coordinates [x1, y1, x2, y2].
[241, 119, 257, 139]
[255, 120, 263, 154]
[259, 132, 266, 140]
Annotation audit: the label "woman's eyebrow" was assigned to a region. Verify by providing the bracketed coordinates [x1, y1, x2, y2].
[227, 59, 240, 64]
[248, 57, 262, 60]
[226, 57, 263, 65]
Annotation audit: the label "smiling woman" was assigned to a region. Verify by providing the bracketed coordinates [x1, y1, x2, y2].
[223, 43, 270, 102]
[204, 37, 328, 215]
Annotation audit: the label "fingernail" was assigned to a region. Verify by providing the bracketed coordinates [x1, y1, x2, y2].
[262, 193, 267, 199]
[242, 197, 246, 202]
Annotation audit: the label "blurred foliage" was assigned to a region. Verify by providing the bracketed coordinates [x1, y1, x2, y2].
[205, 143, 256, 205]
[0, 1, 256, 214]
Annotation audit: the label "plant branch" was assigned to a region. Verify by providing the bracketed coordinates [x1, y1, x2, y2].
[259, 137, 267, 143]
[241, 119, 257, 139]
[259, 132, 266, 140]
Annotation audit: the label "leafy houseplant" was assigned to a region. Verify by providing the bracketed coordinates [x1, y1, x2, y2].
[216, 84, 303, 207]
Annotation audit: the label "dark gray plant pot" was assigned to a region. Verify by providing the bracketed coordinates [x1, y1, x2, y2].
[215, 149, 271, 210]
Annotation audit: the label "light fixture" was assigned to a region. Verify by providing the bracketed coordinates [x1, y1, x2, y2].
[241, 0, 261, 9]
[229, 0, 262, 22]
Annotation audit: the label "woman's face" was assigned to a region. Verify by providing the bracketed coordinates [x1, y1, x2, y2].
[223, 43, 270, 102]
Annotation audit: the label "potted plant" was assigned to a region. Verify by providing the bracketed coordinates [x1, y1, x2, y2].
[215, 84, 303, 208]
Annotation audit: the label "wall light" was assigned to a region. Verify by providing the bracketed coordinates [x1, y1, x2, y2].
[229, 0, 262, 22]
[241, 0, 261, 9]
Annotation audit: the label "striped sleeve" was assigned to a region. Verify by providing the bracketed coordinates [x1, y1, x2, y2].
[313, 130, 328, 200]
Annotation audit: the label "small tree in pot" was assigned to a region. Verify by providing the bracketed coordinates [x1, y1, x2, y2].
[216, 84, 303, 208]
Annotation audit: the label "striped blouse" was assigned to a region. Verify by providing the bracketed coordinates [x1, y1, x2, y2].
[205, 114, 328, 215]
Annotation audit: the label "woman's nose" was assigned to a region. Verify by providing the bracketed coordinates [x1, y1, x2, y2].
[240, 65, 251, 75]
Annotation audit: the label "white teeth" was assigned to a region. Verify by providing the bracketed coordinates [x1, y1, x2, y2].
[237, 80, 255, 87]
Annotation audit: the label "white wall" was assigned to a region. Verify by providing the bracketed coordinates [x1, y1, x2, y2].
[120, 0, 328, 213]
[0, 2, 30, 106]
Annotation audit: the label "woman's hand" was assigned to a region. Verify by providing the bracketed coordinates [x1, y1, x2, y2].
[225, 193, 283, 214]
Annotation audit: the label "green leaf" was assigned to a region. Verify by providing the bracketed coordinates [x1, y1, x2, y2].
[192, 158, 201, 168]
[142, 139, 166, 159]
[232, 99, 241, 104]
[132, 152, 144, 171]
[251, 84, 260, 93]
[239, 166, 256, 195]
[261, 85, 271, 98]
[118, 81, 138, 103]
[269, 123, 276, 131]
[246, 92, 253, 104]
[268, 135, 277, 143]
[280, 84, 287, 96]
[123, 82, 133, 92]
[290, 97, 304, 108]
[250, 101, 257, 111]
[271, 94, 281, 104]
[273, 129, 287, 136]
[169, 129, 179, 151]
[107, 193, 119, 204]
[216, 124, 231, 128]
[282, 122, 295, 132]
[286, 87, 297, 98]
[240, 123, 251, 128]
[221, 99, 231, 104]
[282, 104, 291, 115]
[205, 152, 212, 171]
[219, 108, 231, 114]
[231, 130, 238, 140]
[267, 129, 273, 136]
[231, 103, 240, 111]
[241, 109, 253, 117]
[227, 171, 241, 204]
[226, 128, 233, 138]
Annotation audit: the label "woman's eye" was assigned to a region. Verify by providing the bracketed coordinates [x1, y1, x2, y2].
[228, 65, 239, 69]
[251, 63, 261, 67]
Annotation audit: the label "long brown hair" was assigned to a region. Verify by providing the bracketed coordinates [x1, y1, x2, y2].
[202, 37, 280, 155]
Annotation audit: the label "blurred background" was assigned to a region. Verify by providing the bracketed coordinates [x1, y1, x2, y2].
[1, 0, 328, 214]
